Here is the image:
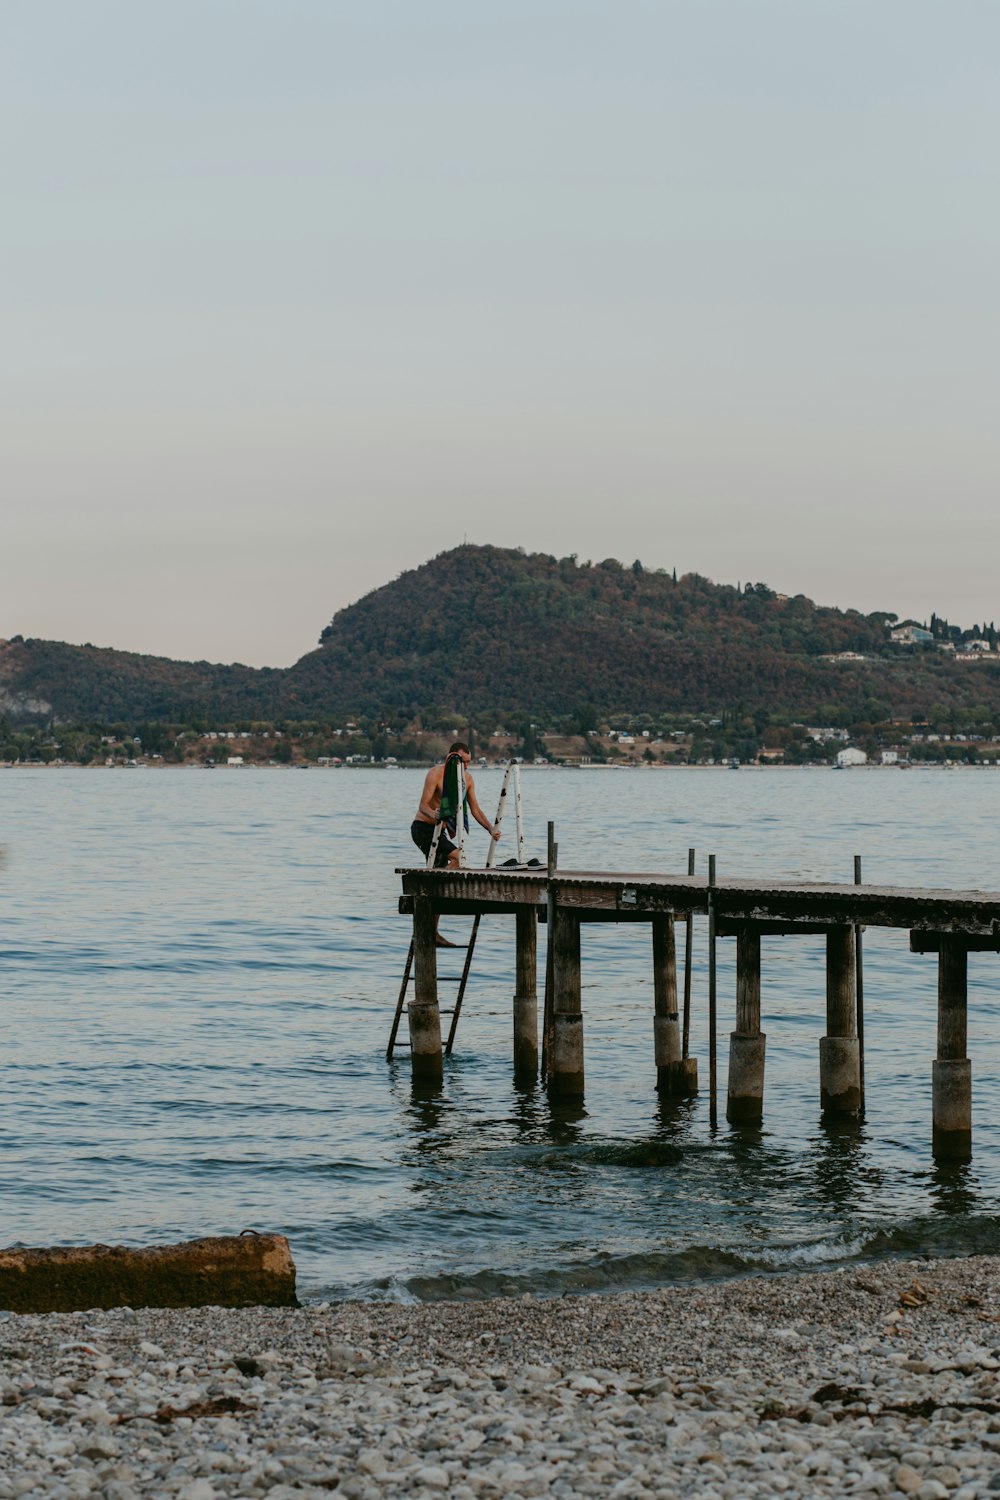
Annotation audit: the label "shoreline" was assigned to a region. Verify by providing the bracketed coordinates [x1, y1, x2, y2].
[3, 1255, 1000, 1496]
[1, 760, 990, 772]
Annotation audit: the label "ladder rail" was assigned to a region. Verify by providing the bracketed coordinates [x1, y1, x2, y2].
[445, 914, 480, 1054]
[486, 762, 511, 871]
[457, 758, 467, 865]
[386, 939, 415, 1061]
[514, 761, 525, 864]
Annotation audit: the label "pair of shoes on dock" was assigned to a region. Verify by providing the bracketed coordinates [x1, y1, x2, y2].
[500, 857, 543, 868]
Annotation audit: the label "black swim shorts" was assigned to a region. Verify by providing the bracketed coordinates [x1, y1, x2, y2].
[410, 820, 456, 867]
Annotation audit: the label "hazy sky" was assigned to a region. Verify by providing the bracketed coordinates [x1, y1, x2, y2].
[4, 1, 999, 666]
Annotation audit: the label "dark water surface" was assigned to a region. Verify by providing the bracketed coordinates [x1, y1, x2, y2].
[1, 766, 999, 1301]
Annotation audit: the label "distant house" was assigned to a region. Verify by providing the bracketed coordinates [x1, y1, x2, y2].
[881, 750, 899, 765]
[226, 756, 244, 767]
[836, 747, 868, 768]
[806, 727, 849, 743]
[890, 624, 933, 645]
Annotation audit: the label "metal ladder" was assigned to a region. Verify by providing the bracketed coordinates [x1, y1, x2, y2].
[386, 762, 524, 1062]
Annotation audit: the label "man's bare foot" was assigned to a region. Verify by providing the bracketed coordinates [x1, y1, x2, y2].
[435, 934, 459, 948]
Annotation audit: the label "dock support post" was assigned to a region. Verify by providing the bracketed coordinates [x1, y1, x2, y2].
[653, 915, 696, 1095]
[854, 854, 866, 1114]
[708, 855, 718, 1128]
[727, 928, 765, 1123]
[513, 908, 538, 1079]
[541, 824, 557, 1078]
[933, 938, 971, 1161]
[549, 905, 584, 1098]
[408, 895, 443, 1085]
[681, 847, 695, 1062]
[820, 925, 861, 1114]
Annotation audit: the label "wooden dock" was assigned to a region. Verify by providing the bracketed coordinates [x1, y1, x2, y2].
[396, 862, 1000, 1161]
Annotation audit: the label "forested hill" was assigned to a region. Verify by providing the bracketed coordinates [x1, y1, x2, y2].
[0, 638, 281, 724]
[287, 545, 993, 724]
[2, 544, 998, 726]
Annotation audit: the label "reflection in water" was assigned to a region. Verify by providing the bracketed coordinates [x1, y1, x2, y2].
[814, 1116, 872, 1216]
[652, 1094, 699, 1142]
[930, 1159, 979, 1218]
[543, 1096, 589, 1147]
[507, 1082, 546, 1141]
[406, 1081, 448, 1142]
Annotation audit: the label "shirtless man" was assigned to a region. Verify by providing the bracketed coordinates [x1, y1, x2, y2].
[411, 741, 501, 880]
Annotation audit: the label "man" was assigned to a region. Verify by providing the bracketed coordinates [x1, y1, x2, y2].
[411, 743, 501, 942]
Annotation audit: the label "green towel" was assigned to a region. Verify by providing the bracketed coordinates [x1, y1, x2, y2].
[439, 753, 469, 840]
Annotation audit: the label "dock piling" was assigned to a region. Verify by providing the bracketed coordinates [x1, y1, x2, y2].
[408, 894, 443, 1085]
[933, 937, 972, 1161]
[541, 822, 557, 1077]
[854, 855, 866, 1114]
[549, 904, 584, 1098]
[727, 927, 765, 1123]
[708, 855, 718, 1128]
[652, 915, 696, 1094]
[820, 925, 861, 1114]
[682, 847, 695, 1061]
[513, 908, 539, 1079]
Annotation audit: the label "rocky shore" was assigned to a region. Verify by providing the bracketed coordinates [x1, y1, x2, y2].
[3, 1255, 1000, 1498]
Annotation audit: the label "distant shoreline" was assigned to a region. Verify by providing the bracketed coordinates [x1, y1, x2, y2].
[1, 761, 996, 773]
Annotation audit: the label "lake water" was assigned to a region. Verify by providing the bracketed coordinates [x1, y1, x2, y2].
[2, 765, 999, 1303]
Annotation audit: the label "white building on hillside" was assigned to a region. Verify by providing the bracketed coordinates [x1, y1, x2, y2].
[890, 624, 933, 645]
[836, 747, 868, 768]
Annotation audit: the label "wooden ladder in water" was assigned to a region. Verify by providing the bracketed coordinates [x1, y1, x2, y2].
[386, 762, 524, 1063]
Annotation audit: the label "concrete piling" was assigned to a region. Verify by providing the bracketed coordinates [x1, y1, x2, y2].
[408, 895, 443, 1085]
[934, 937, 972, 1161]
[514, 908, 539, 1079]
[549, 906, 584, 1098]
[653, 915, 697, 1095]
[820, 925, 861, 1115]
[727, 928, 766, 1123]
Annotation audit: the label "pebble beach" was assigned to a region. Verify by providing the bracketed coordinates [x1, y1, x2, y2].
[4, 1256, 1000, 1498]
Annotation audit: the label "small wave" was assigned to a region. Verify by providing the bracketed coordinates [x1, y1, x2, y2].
[309, 1214, 1000, 1304]
[317, 1243, 826, 1304]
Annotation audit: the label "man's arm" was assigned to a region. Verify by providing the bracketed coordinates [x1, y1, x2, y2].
[466, 774, 501, 840]
[417, 767, 441, 822]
